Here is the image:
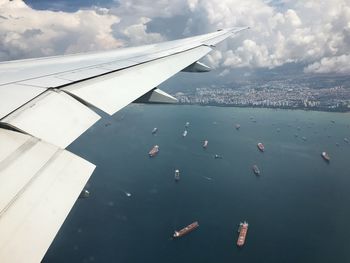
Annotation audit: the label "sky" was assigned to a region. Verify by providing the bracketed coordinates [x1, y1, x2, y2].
[0, 0, 349, 75]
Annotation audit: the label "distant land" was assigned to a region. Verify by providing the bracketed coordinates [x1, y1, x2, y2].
[172, 74, 350, 112]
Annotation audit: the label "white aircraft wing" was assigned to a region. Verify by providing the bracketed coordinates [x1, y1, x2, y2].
[0, 27, 247, 263]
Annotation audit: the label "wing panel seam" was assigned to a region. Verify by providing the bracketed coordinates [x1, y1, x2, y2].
[0, 148, 63, 218]
[0, 136, 39, 173]
[53, 45, 212, 90]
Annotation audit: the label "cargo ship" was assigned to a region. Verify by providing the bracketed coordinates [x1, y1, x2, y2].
[235, 124, 241, 130]
[257, 143, 264, 152]
[237, 221, 248, 247]
[203, 140, 208, 148]
[148, 145, 159, 157]
[173, 221, 199, 238]
[252, 165, 260, 175]
[175, 169, 180, 181]
[183, 130, 188, 137]
[321, 151, 330, 162]
[152, 127, 158, 134]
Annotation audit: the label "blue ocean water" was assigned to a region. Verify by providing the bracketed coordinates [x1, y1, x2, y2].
[43, 105, 350, 263]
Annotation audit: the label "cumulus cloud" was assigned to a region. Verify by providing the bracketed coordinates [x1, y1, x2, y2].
[111, 16, 164, 46]
[304, 55, 350, 74]
[108, 0, 189, 45]
[0, 0, 122, 60]
[111, 0, 187, 18]
[182, 0, 350, 74]
[1, 0, 350, 75]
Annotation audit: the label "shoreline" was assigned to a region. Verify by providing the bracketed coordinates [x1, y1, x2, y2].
[175, 102, 350, 113]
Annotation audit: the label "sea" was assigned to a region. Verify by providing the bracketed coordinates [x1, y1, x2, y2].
[43, 105, 350, 263]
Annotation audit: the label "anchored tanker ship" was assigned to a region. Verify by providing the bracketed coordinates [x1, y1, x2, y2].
[237, 221, 248, 246]
[148, 145, 159, 157]
[257, 142, 264, 152]
[173, 221, 199, 238]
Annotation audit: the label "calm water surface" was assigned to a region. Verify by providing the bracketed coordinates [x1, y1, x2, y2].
[43, 105, 350, 263]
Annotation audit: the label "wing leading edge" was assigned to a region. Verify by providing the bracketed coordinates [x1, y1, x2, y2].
[0, 27, 248, 263]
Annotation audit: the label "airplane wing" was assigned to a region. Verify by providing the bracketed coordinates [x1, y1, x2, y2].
[0, 27, 248, 263]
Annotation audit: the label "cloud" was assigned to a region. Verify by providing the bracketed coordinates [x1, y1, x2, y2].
[109, 0, 187, 19]
[111, 16, 164, 46]
[0, 0, 122, 60]
[1, 0, 350, 75]
[108, 0, 189, 45]
[182, 0, 350, 73]
[304, 55, 350, 74]
[219, 68, 230, 77]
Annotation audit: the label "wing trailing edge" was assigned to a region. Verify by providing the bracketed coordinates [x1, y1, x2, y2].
[0, 128, 95, 263]
[1, 90, 100, 149]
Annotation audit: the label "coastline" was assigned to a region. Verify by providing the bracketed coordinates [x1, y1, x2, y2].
[176, 102, 350, 113]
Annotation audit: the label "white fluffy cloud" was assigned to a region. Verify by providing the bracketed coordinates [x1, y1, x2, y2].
[108, 0, 189, 45]
[0, 0, 122, 60]
[110, 0, 187, 18]
[304, 55, 350, 74]
[111, 16, 164, 46]
[184, 0, 350, 73]
[0, 0, 349, 74]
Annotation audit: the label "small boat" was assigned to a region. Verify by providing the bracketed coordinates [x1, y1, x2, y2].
[235, 124, 241, 130]
[257, 143, 264, 152]
[344, 138, 349, 143]
[321, 151, 330, 162]
[203, 140, 208, 148]
[252, 165, 260, 175]
[175, 169, 180, 181]
[185, 122, 190, 128]
[152, 127, 158, 134]
[148, 145, 159, 157]
[237, 221, 248, 247]
[214, 154, 223, 159]
[183, 130, 188, 137]
[79, 189, 90, 199]
[173, 221, 199, 238]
